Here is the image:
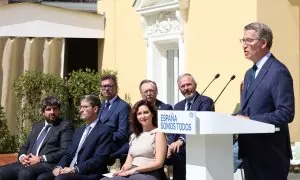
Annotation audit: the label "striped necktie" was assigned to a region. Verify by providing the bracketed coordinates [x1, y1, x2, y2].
[31, 124, 51, 155]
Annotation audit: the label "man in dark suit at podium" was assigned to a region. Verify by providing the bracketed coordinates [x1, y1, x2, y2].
[0, 96, 73, 180]
[237, 22, 295, 180]
[168, 73, 214, 180]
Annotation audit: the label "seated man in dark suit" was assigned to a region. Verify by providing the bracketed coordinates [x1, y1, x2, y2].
[38, 95, 113, 180]
[139, 79, 173, 111]
[0, 96, 73, 180]
[98, 75, 131, 162]
[167, 73, 214, 180]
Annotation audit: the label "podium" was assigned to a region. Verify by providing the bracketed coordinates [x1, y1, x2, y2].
[158, 111, 276, 180]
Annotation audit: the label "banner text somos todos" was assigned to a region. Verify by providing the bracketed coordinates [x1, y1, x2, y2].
[158, 110, 196, 134]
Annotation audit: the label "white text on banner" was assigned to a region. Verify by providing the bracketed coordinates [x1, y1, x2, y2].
[158, 110, 196, 135]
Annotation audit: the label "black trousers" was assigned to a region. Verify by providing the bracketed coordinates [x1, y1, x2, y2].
[0, 162, 54, 180]
[243, 158, 289, 180]
[165, 153, 186, 180]
[37, 172, 101, 180]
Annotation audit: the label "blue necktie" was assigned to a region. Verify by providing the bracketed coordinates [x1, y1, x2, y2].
[246, 64, 258, 96]
[186, 101, 192, 111]
[101, 101, 110, 119]
[31, 124, 51, 155]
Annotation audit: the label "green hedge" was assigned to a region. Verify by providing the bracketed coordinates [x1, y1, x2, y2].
[0, 106, 17, 153]
[10, 68, 125, 149]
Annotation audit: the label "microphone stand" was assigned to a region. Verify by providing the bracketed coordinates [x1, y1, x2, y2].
[201, 73, 220, 95]
[213, 75, 236, 106]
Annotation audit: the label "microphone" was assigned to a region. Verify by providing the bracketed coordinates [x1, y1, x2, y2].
[201, 73, 220, 95]
[213, 75, 236, 106]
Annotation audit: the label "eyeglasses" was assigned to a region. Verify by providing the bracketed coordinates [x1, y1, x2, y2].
[240, 38, 260, 45]
[100, 85, 114, 90]
[80, 105, 92, 110]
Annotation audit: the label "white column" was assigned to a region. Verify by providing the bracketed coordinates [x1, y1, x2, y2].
[23, 38, 44, 71]
[1, 38, 25, 133]
[43, 38, 63, 75]
[60, 38, 65, 78]
[0, 38, 7, 105]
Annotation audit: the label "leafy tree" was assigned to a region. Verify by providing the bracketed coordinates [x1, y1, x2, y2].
[0, 106, 17, 153]
[13, 71, 68, 146]
[66, 68, 118, 128]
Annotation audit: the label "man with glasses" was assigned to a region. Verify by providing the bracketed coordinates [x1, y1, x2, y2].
[0, 96, 73, 180]
[237, 22, 294, 180]
[139, 79, 173, 111]
[169, 73, 214, 180]
[38, 95, 113, 180]
[99, 74, 131, 163]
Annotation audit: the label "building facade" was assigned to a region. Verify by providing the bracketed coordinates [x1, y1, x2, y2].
[0, 0, 299, 141]
[98, 0, 300, 141]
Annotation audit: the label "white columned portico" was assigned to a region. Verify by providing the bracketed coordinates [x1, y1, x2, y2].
[0, 2, 105, 133]
[134, 0, 190, 105]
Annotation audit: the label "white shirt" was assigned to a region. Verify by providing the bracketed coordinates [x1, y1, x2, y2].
[87, 117, 99, 133]
[254, 52, 271, 78]
[185, 94, 196, 110]
[19, 121, 51, 162]
[105, 95, 118, 110]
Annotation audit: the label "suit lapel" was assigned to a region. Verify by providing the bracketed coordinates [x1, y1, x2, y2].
[78, 121, 99, 152]
[241, 70, 251, 104]
[242, 57, 273, 110]
[178, 101, 185, 110]
[99, 103, 105, 117]
[191, 92, 200, 111]
[101, 97, 120, 123]
[39, 119, 62, 150]
[155, 100, 163, 109]
[73, 126, 86, 155]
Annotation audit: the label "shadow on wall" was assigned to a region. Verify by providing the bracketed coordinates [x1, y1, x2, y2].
[288, 0, 300, 6]
[288, 0, 300, 86]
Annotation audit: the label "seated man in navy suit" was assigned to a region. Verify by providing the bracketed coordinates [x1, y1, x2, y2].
[38, 95, 113, 180]
[167, 73, 214, 180]
[0, 96, 73, 180]
[98, 74, 131, 162]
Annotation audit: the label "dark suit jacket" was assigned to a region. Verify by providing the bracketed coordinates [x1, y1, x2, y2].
[172, 91, 214, 153]
[155, 99, 173, 111]
[18, 119, 73, 164]
[57, 120, 113, 176]
[174, 91, 214, 112]
[238, 55, 294, 175]
[99, 96, 130, 151]
[155, 99, 174, 146]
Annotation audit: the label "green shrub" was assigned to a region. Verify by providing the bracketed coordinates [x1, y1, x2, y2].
[0, 106, 18, 153]
[12, 69, 130, 144]
[13, 71, 68, 146]
[66, 68, 118, 128]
